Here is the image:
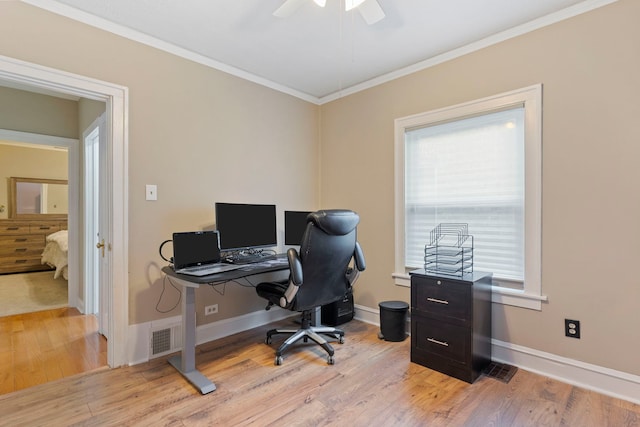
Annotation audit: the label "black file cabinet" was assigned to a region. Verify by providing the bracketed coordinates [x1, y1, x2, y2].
[409, 270, 492, 383]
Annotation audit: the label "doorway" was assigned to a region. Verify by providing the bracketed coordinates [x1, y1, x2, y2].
[0, 54, 129, 368]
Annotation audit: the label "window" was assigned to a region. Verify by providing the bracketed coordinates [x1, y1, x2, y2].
[394, 85, 545, 310]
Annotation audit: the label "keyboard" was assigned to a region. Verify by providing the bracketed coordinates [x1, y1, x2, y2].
[175, 263, 242, 277]
[224, 254, 277, 265]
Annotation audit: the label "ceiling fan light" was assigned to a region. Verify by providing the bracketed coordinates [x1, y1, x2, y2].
[313, 0, 327, 7]
[345, 0, 366, 11]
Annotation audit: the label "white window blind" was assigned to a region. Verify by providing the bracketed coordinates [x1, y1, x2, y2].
[404, 107, 525, 281]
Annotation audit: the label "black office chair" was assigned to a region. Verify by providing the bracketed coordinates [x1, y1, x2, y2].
[256, 209, 366, 365]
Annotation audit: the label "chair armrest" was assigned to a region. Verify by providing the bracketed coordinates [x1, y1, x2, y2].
[353, 241, 366, 272]
[280, 248, 302, 308]
[287, 248, 303, 286]
[346, 242, 366, 287]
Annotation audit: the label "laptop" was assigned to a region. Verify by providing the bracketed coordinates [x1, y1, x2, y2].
[172, 231, 242, 276]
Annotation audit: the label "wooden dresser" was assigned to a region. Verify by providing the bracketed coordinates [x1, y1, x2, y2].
[410, 269, 492, 383]
[0, 218, 68, 274]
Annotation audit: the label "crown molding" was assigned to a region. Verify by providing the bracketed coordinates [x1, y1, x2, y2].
[319, 0, 619, 103]
[22, 0, 618, 105]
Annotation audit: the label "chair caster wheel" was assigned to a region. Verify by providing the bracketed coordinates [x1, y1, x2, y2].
[338, 336, 345, 344]
[275, 356, 283, 365]
[327, 355, 335, 365]
[266, 336, 272, 345]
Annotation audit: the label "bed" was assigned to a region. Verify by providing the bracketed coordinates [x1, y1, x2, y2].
[41, 230, 69, 280]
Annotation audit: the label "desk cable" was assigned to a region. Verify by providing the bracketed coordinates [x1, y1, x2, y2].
[159, 239, 173, 265]
[156, 274, 182, 314]
[206, 277, 257, 297]
[156, 238, 180, 313]
[158, 274, 258, 312]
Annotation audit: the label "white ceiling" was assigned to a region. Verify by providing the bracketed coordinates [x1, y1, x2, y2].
[18, 0, 613, 103]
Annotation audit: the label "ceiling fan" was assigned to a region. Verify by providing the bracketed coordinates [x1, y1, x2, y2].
[273, 0, 386, 25]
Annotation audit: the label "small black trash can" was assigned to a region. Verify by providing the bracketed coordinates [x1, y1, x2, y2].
[378, 300, 409, 342]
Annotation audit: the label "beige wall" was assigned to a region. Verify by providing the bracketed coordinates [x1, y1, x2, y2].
[0, 86, 79, 138]
[78, 98, 107, 132]
[0, 2, 319, 325]
[320, 0, 640, 375]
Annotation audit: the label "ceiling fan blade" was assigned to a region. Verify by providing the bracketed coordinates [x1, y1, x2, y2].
[273, 0, 305, 18]
[357, 0, 385, 25]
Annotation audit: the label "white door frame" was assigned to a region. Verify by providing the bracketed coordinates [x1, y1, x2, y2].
[82, 117, 101, 318]
[0, 54, 129, 368]
[83, 113, 110, 337]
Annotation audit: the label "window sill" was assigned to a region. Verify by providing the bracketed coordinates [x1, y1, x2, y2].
[393, 272, 547, 310]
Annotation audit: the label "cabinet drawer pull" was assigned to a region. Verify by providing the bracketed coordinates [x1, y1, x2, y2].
[15, 260, 27, 264]
[15, 248, 28, 252]
[39, 226, 51, 230]
[427, 297, 449, 305]
[427, 337, 449, 347]
[6, 227, 19, 231]
[15, 238, 28, 242]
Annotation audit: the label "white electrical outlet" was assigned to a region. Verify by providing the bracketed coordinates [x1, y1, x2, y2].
[205, 304, 218, 316]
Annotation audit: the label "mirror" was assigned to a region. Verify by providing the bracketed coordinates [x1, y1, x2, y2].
[9, 177, 68, 219]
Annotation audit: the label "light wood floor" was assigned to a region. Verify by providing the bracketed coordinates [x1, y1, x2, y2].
[0, 319, 638, 426]
[0, 307, 107, 395]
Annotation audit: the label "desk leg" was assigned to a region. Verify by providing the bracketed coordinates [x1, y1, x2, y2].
[168, 284, 216, 394]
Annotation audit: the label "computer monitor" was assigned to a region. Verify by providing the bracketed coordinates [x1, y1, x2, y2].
[215, 202, 277, 251]
[284, 210, 312, 245]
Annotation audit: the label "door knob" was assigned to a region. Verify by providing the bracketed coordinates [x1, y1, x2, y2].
[96, 239, 105, 257]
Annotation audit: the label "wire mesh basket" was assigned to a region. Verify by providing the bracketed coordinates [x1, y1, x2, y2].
[424, 223, 473, 276]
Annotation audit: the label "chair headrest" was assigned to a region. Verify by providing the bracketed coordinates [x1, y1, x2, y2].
[309, 210, 359, 236]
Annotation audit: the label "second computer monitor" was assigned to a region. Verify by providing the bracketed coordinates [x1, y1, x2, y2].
[215, 202, 277, 251]
[284, 210, 312, 245]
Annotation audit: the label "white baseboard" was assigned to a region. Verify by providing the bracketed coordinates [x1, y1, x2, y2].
[353, 303, 381, 325]
[491, 339, 640, 405]
[127, 307, 295, 365]
[194, 307, 296, 346]
[129, 303, 640, 405]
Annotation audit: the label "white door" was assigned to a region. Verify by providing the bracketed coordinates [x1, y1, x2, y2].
[83, 114, 109, 337]
[97, 114, 111, 339]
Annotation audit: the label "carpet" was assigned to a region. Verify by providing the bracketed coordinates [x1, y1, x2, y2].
[0, 271, 68, 317]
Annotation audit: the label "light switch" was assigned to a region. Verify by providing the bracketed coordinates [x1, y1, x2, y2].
[145, 184, 157, 201]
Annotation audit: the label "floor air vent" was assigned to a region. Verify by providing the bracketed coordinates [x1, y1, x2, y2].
[483, 361, 518, 383]
[150, 325, 182, 358]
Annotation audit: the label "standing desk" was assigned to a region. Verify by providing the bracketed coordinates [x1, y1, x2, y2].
[161, 255, 289, 394]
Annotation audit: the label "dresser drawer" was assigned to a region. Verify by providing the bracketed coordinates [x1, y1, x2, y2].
[30, 223, 61, 234]
[0, 223, 31, 234]
[412, 278, 471, 325]
[0, 256, 46, 269]
[412, 314, 470, 366]
[0, 236, 45, 256]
